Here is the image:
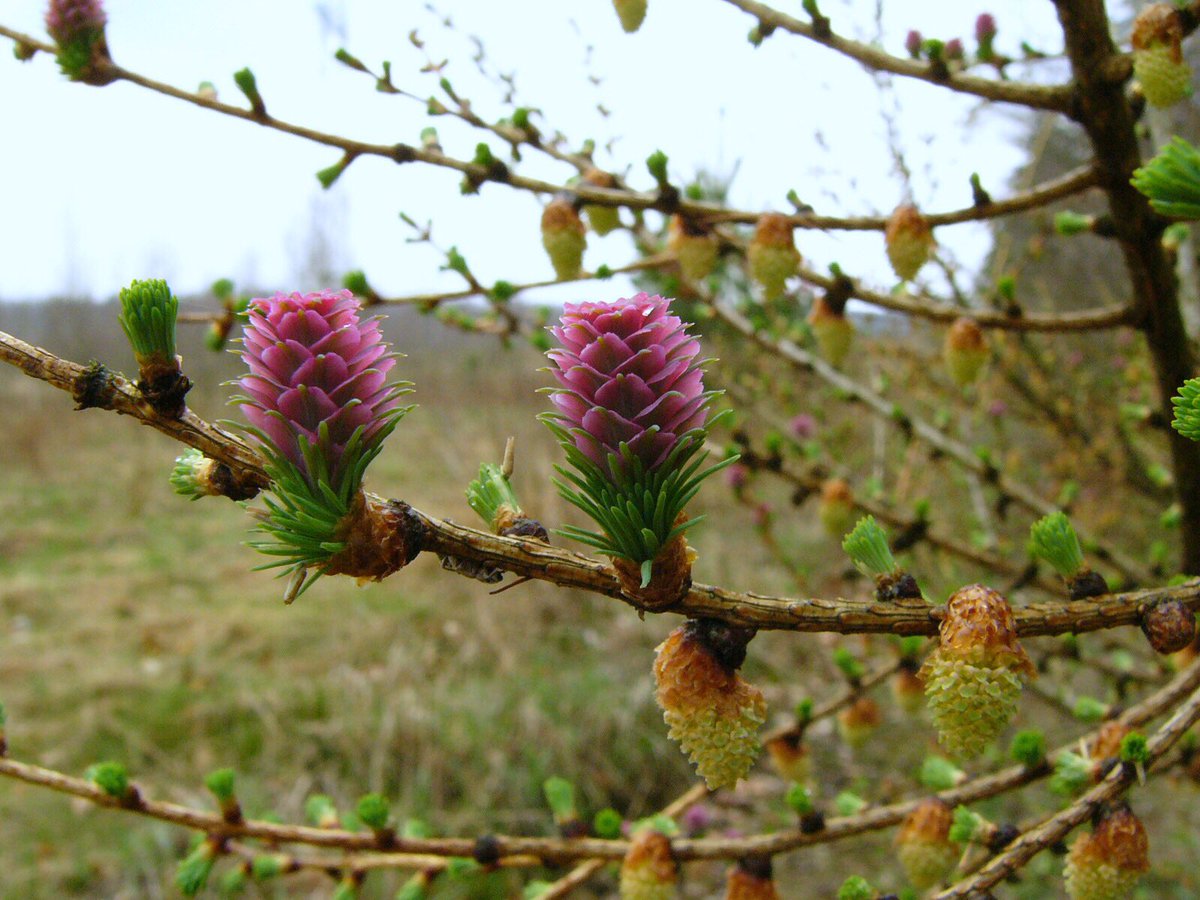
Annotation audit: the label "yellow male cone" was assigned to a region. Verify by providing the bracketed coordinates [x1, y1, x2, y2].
[654, 620, 766, 790]
[920, 584, 1035, 759]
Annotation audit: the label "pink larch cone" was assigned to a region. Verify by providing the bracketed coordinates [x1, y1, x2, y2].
[238, 289, 405, 492]
[236, 290, 413, 594]
[547, 293, 711, 477]
[544, 293, 727, 606]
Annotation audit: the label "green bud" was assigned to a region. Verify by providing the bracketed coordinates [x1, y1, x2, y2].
[396, 873, 430, 900]
[646, 150, 669, 185]
[402, 818, 433, 839]
[472, 143, 496, 167]
[466, 462, 523, 532]
[1053, 211, 1093, 236]
[795, 698, 814, 725]
[233, 67, 266, 116]
[593, 808, 623, 839]
[219, 866, 247, 896]
[919, 755, 965, 791]
[996, 275, 1016, 302]
[118, 278, 179, 366]
[1051, 751, 1093, 796]
[511, 107, 532, 130]
[85, 761, 130, 798]
[632, 814, 679, 837]
[1161, 504, 1183, 529]
[211, 278, 234, 300]
[341, 270, 370, 297]
[205, 768, 236, 802]
[1073, 696, 1109, 723]
[170, 449, 214, 501]
[949, 806, 986, 845]
[1009, 730, 1046, 768]
[316, 156, 349, 189]
[841, 516, 897, 577]
[1164, 221, 1191, 250]
[250, 854, 287, 880]
[356, 793, 391, 830]
[832, 647, 865, 681]
[334, 48, 367, 72]
[175, 841, 217, 896]
[446, 858, 481, 880]
[834, 791, 866, 816]
[595, 264, 614, 279]
[785, 783, 814, 815]
[490, 280, 517, 302]
[542, 776, 577, 824]
[1028, 511, 1085, 577]
[837, 875, 877, 900]
[305, 794, 340, 828]
[528, 330, 552, 353]
[1119, 732, 1150, 766]
[1172, 377, 1200, 441]
[443, 246, 469, 275]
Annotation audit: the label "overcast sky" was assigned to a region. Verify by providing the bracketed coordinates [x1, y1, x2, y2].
[0, 1, 1066, 304]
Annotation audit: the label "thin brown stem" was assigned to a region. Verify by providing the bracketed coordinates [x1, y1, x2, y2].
[717, 0, 1074, 112]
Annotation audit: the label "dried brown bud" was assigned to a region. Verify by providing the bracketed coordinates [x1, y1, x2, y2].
[818, 478, 855, 537]
[620, 829, 678, 898]
[765, 733, 810, 784]
[838, 696, 882, 748]
[1064, 804, 1149, 899]
[725, 856, 780, 899]
[1141, 599, 1196, 655]
[1089, 720, 1131, 765]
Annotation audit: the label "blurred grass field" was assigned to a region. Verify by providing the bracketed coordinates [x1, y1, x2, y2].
[2, 302, 1200, 898]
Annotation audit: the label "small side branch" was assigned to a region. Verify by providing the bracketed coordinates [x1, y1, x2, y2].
[718, 0, 1074, 112]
